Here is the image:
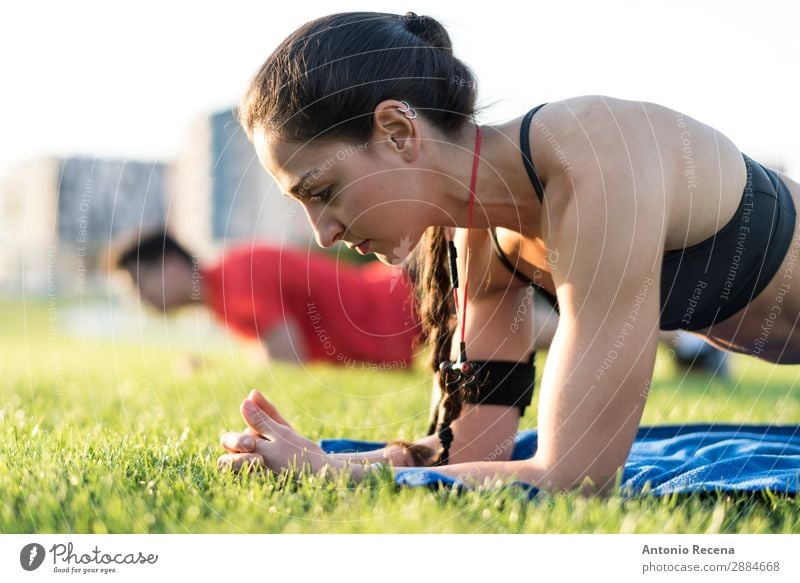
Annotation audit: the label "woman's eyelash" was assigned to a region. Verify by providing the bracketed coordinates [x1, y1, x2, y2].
[306, 186, 334, 202]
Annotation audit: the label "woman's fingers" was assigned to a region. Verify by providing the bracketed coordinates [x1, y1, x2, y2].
[217, 394, 299, 476]
[241, 398, 286, 438]
[249, 389, 293, 428]
[220, 431, 257, 453]
[218, 437, 282, 474]
[217, 452, 267, 473]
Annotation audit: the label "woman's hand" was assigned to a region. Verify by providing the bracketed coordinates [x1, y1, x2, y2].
[217, 389, 340, 477]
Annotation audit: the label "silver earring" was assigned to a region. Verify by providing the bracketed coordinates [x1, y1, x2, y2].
[398, 100, 417, 119]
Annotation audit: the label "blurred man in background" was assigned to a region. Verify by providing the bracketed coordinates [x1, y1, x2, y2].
[114, 230, 420, 368]
[114, 230, 728, 378]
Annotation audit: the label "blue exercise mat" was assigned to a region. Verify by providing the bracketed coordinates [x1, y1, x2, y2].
[321, 424, 800, 496]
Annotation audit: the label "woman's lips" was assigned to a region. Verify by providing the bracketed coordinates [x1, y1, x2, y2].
[355, 240, 370, 255]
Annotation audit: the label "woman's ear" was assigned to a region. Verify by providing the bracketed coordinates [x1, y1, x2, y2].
[372, 99, 420, 162]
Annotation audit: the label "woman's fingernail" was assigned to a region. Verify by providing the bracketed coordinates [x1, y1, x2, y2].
[242, 436, 255, 449]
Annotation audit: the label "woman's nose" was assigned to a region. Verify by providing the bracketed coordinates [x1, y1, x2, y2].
[306, 207, 343, 248]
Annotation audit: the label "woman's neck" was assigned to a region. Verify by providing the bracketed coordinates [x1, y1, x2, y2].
[433, 117, 546, 238]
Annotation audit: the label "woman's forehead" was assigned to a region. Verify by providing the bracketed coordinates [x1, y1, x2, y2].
[254, 128, 339, 181]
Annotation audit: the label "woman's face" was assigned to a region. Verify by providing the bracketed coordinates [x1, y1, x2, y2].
[253, 121, 437, 266]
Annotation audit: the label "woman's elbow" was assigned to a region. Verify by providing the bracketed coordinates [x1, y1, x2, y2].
[521, 457, 622, 495]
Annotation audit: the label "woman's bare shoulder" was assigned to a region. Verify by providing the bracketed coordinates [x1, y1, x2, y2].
[538, 95, 676, 121]
[534, 95, 721, 156]
[531, 96, 690, 206]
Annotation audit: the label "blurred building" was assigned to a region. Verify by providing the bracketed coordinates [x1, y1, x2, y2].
[0, 156, 167, 296]
[168, 108, 312, 260]
[60, 157, 168, 293]
[0, 107, 317, 298]
[0, 157, 60, 296]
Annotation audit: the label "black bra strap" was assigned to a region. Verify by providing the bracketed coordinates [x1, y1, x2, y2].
[489, 227, 533, 286]
[488, 227, 560, 313]
[520, 103, 549, 204]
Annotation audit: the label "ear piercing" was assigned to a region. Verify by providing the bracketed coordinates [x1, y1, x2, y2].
[398, 101, 417, 119]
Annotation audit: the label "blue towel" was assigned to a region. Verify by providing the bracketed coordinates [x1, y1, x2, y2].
[321, 424, 800, 496]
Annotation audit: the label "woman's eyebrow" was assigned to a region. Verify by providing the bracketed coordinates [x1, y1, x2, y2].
[288, 169, 320, 196]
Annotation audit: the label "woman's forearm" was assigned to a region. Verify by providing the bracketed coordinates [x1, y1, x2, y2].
[413, 456, 592, 491]
[340, 455, 612, 495]
[329, 448, 392, 464]
[329, 433, 441, 466]
[341, 456, 540, 487]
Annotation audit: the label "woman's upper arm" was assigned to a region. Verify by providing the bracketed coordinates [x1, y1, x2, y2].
[533, 105, 669, 489]
[449, 229, 536, 362]
[453, 285, 536, 361]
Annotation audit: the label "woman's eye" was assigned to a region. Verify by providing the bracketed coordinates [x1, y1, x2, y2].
[307, 186, 334, 203]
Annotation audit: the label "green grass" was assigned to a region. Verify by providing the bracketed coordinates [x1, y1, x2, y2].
[1, 300, 799, 533]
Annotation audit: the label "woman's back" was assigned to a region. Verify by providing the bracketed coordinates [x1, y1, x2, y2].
[474, 96, 799, 342]
[515, 96, 747, 260]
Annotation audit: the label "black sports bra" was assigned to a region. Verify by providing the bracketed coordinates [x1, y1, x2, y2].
[490, 103, 794, 331]
[489, 103, 559, 312]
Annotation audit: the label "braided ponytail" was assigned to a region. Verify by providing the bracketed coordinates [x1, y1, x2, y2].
[411, 225, 479, 466]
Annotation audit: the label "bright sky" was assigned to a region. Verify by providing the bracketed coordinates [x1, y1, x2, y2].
[2, 0, 799, 175]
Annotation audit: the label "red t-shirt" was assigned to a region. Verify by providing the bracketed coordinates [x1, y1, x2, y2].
[201, 246, 420, 366]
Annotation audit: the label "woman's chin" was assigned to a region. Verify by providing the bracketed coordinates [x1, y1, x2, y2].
[373, 236, 419, 266]
[374, 251, 393, 266]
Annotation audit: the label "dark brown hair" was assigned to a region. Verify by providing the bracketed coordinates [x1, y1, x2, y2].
[239, 11, 480, 465]
[114, 230, 193, 271]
